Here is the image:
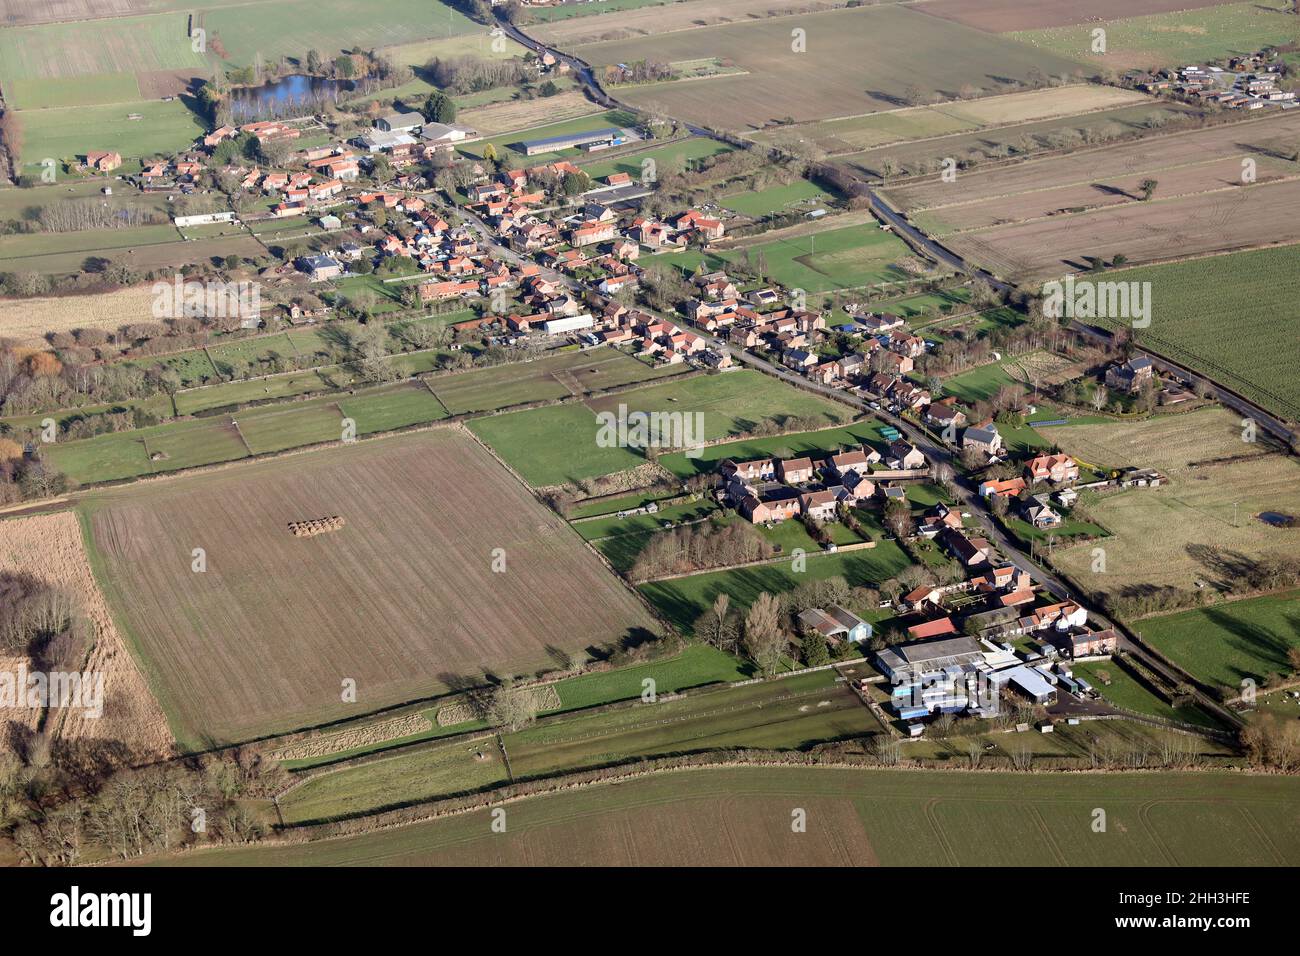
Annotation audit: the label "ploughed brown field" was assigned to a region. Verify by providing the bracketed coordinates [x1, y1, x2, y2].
[945, 176, 1300, 280]
[81, 427, 661, 749]
[913, 156, 1297, 235]
[882, 111, 1300, 213]
[910, 0, 1241, 33]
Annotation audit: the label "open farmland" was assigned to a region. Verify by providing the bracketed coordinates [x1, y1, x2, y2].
[0, 510, 173, 761]
[912, 0, 1247, 33]
[1138, 590, 1300, 690]
[910, 156, 1298, 236]
[882, 110, 1300, 214]
[166, 765, 1300, 866]
[752, 85, 1150, 154]
[530, 0, 856, 46]
[1046, 410, 1300, 602]
[0, 284, 157, 347]
[457, 91, 604, 137]
[431, 346, 684, 415]
[944, 177, 1300, 282]
[573, 5, 1086, 130]
[79, 428, 662, 748]
[842, 101, 1198, 177]
[1100, 246, 1300, 422]
[1008, 2, 1298, 71]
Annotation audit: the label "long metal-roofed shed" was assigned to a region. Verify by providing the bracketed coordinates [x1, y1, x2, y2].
[520, 127, 629, 155]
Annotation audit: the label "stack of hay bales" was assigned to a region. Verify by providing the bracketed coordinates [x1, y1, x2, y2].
[288, 515, 346, 538]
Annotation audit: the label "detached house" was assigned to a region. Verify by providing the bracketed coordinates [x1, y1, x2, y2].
[1025, 453, 1079, 484]
[1105, 356, 1155, 393]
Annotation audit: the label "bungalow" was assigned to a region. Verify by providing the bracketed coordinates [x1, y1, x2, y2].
[924, 399, 967, 431]
[798, 605, 872, 644]
[419, 279, 479, 301]
[978, 476, 1026, 499]
[776, 457, 816, 484]
[1023, 495, 1062, 529]
[1025, 453, 1079, 484]
[940, 528, 990, 567]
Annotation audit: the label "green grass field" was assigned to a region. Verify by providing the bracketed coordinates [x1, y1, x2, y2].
[14, 99, 207, 172]
[1010, 2, 1297, 70]
[577, 136, 734, 182]
[162, 765, 1300, 866]
[43, 415, 248, 483]
[550, 644, 752, 711]
[1136, 590, 1300, 690]
[640, 545, 911, 632]
[1104, 246, 1300, 422]
[469, 403, 645, 486]
[471, 370, 855, 487]
[668, 222, 917, 293]
[279, 736, 509, 824]
[720, 179, 834, 218]
[1072, 661, 1220, 729]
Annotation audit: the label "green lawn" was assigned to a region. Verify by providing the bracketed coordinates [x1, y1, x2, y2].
[1136, 590, 1300, 690]
[720, 179, 833, 218]
[640, 545, 911, 633]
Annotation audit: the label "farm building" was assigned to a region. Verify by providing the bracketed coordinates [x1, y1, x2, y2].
[520, 127, 630, 156]
[543, 314, 595, 336]
[798, 605, 872, 644]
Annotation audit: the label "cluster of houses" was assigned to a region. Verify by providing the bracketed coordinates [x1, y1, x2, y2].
[717, 437, 927, 526]
[1134, 60, 1296, 109]
[976, 452, 1082, 529]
